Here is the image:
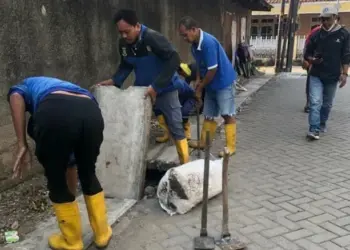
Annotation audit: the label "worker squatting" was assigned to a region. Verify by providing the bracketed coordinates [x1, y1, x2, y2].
[7, 9, 237, 250]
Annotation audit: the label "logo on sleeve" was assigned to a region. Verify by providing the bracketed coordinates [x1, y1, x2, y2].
[146, 46, 152, 52]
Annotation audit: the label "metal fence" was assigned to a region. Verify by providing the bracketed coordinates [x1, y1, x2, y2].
[249, 36, 306, 59]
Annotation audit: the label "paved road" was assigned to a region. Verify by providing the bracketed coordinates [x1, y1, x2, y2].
[92, 74, 350, 250]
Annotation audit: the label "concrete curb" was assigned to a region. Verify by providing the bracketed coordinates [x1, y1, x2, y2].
[146, 75, 275, 169]
[3, 196, 137, 250]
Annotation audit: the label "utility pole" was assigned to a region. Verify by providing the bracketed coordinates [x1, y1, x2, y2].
[286, 0, 300, 72]
[279, 1, 292, 71]
[275, 0, 286, 73]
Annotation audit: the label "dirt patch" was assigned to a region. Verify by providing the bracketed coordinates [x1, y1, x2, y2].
[0, 174, 52, 245]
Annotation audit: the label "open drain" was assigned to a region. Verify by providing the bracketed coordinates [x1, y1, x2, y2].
[143, 168, 167, 199]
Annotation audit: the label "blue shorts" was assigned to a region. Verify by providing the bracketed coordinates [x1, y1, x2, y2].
[203, 84, 236, 118]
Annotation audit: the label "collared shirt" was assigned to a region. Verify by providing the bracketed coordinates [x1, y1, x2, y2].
[7, 76, 95, 114]
[112, 25, 181, 94]
[191, 29, 236, 91]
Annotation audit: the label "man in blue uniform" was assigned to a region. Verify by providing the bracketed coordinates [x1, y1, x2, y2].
[154, 75, 196, 142]
[178, 62, 197, 84]
[178, 16, 237, 157]
[97, 9, 189, 164]
[178, 62, 205, 113]
[8, 77, 112, 250]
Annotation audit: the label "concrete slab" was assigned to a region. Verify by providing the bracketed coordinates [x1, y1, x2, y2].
[146, 76, 274, 170]
[93, 86, 152, 200]
[3, 195, 137, 250]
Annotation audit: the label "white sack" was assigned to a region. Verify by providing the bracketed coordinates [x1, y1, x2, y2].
[157, 159, 223, 215]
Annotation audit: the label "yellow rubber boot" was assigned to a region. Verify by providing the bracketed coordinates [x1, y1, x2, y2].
[175, 138, 190, 164]
[188, 120, 217, 149]
[219, 123, 237, 157]
[84, 192, 112, 249]
[156, 115, 170, 143]
[48, 201, 83, 250]
[183, 120, 191, 140]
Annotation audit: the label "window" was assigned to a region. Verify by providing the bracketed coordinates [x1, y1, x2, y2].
[310, 16, 320, 29]
[251, 26, 258, 37]
[261, 19, 274, 23]
[274, 23, 279, 36]
[252, 19, 259, 24]
[261, 26, 273, 37]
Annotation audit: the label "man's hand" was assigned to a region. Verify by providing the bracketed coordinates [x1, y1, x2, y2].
[302, 60, 310, 70]
[144, 86, 157, 105]
[308, 57, 323, 65]
[195, 95, 203, 110]
[340, 74, 348, 88]
[12, 144, 32, 179]
[195, 80, 203, 98]
[96, 79, 114, 87]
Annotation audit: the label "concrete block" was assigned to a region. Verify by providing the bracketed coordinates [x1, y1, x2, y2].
[93, 86, 152, 200]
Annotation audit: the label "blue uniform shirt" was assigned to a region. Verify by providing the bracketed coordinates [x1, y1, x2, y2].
[8, 76, 93, 167]
[191, 29, 236, 91]
[112, 25, 182, 94]
[7, 76, 95, 114]
[177, 77, 195, 104]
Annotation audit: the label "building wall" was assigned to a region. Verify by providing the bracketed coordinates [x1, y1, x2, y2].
[0, 0, 251, 191]
[252, 12, 350, 37]
[251, 15, 279, 37]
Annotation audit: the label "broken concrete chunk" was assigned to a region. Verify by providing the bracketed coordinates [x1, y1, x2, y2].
[157, 159, 223, 215]
[93, 86, 152, 200]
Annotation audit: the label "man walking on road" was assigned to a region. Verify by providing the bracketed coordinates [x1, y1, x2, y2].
[97, 9, 189, 164]
[304, 6, 350, 140]
[178, 16, 237, 157]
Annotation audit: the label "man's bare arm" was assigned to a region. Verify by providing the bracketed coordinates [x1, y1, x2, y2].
[9, 93, 27, 147]
[200, 68, 217, 88]
[196, 65, 200, 82]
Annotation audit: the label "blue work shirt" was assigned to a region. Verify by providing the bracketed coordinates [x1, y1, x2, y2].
[7, 76, 95, 114]
[112, 25, 182, 94]
[176, 76, 195, 104]
[191, 29, 236, 91]
[8, 76, 93, 166]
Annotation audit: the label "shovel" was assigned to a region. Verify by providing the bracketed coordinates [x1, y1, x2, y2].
[196, 105, 201, 158]
[216, 148, 246, 250]
[194, 131, 215, 250]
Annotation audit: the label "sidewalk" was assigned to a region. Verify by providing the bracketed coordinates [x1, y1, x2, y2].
[101, 73, 350, 250]
[2, 75, 273, 250]
[258, 66, 306, 75]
